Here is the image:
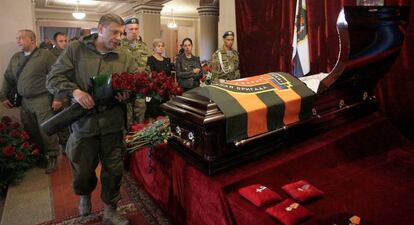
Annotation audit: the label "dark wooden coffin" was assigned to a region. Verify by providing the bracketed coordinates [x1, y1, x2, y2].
[162, 6, 410, 175]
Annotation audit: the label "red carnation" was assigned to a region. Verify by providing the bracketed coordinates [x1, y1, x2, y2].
[31, 148, 40, 157]
[0, 138, 4, 144]
[21, 142, 31, 149]
[20, 131, 30, 141]
[0, 123, 6, 131]
[10, 122, 20, 129]
[1, 116, 12, 125]
[2, 145, 15, 156]
[15, 152, 25, 161]
[9, 130, 20, 138]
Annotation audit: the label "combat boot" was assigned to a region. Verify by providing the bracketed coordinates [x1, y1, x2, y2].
[45, 156, 58, 174]
[79, 195, 92, 217]
[103, 204, 129, 225]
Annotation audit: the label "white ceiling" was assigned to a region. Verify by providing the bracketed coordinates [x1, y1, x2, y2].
[34, 0, 201, 25]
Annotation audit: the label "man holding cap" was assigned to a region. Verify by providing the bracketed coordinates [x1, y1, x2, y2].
[211, 31, 240, 82]
[120, 17, 149, 124]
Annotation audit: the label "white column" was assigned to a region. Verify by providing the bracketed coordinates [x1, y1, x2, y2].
[218, 0, 237, 49]
[197, 5, 219, 61]
[0, 0, 35, 119]
[133, 3, 163, 46]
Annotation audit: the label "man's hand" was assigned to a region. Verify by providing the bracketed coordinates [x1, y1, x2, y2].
[115, 91, 130, 102]
[2, 100, 13, 109]
[73, 89, 95, 109]
[52, 100, 63, 111]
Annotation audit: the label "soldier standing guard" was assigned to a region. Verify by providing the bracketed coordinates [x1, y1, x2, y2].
[211, 31, 240, 83]
[119, 17, 149, 125]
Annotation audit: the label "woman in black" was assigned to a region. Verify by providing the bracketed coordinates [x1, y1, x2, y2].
[175, 38, 202, 91]
[146, 39, 172, 119]
[147, 38, 172, 76]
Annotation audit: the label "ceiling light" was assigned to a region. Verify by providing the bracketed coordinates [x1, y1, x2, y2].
[167, 9, 177, 29]
[72, 1, 86, 20]
[72, 12, 86, 20]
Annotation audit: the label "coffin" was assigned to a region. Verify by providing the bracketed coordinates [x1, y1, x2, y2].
[162, 6, 410, 175]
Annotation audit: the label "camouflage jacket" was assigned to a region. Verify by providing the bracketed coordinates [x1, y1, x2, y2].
[46, 33, 138, 137]
[211, 47, 240, 81]
[0, 48, 57, 101]
[119, 38, 149, 72]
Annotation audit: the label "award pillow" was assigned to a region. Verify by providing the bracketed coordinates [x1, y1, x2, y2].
[238, 184, 282, 207]
[265, 199, 312, 225]
[282, 180, 324, 203]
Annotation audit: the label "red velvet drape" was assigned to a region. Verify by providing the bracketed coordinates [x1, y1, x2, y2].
[235, 0, 414, 123]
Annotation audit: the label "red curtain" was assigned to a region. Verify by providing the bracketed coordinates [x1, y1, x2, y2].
[235, 0, 414, 123]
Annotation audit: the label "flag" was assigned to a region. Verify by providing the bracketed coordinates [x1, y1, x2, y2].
[292, 0, 310, 78]
[189, 73, 315, 142]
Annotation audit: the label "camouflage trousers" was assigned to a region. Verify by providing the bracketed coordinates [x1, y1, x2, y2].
[66, 132, 124, 205]
[126, 97, 146, 127]
[20, 95, 60, 157]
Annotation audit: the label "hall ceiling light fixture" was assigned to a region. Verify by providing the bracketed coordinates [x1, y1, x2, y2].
[72, 0, 86, 20]
[167, 9, 177, 29]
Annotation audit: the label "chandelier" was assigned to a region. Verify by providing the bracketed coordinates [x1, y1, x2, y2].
[72, 0, 86, 20]
[167, 9, 177, 29]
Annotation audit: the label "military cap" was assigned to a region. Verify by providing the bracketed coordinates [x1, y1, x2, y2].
[125, 17, 139, 25]
[222, 31, 235, 38]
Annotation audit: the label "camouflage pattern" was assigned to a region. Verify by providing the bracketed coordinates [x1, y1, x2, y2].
[119, 38, 149, 72]
[119, 38, 149, 124]
[211, 46, 240, 82]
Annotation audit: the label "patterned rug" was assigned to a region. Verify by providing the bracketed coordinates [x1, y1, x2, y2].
[37, 173, 170, 225]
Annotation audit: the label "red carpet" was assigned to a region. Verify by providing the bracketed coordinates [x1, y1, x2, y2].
[38, 156, 169, 225]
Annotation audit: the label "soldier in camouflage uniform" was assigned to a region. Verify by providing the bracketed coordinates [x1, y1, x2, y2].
[119, 17, 149, 125]
[47, 14, 137, 225]
[0, 29, 60, 174]
[211, 31, 240, 83]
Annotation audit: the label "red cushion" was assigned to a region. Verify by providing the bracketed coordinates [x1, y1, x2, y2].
[265, 199, 312, 225]
[238, 184, 282, 207]
[282, 180, 324, 203]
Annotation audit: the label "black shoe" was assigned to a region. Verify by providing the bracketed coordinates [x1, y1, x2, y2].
[45, 156, 58, 174]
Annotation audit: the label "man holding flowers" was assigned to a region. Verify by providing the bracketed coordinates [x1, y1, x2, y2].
[46, 14, 137, 225]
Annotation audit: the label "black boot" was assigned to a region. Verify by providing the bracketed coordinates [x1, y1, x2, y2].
[79, 195, 92, 217]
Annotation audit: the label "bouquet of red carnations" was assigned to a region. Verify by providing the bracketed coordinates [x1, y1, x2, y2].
[199, 63, 216, 86]
[41, 72, 182, 136]
[124, 117, 170, 153]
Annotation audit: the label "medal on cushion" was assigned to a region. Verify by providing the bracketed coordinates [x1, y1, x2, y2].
[256, 185, 267, 192]
[297, 183, 310, 192]
[285, 202, 300, 212]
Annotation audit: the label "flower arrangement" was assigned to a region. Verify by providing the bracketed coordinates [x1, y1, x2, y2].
[124, 117, 171, 153]
[0, 116, 39, 189]
[199, 62, 216, 86]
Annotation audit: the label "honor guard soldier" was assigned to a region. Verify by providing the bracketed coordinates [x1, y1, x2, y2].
[120, 17, 149, 124]
[211, 31, 240, 83]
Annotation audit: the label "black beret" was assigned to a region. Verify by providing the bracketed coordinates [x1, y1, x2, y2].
[222, 31, 235, 38]
[125, 17, 139, 25]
